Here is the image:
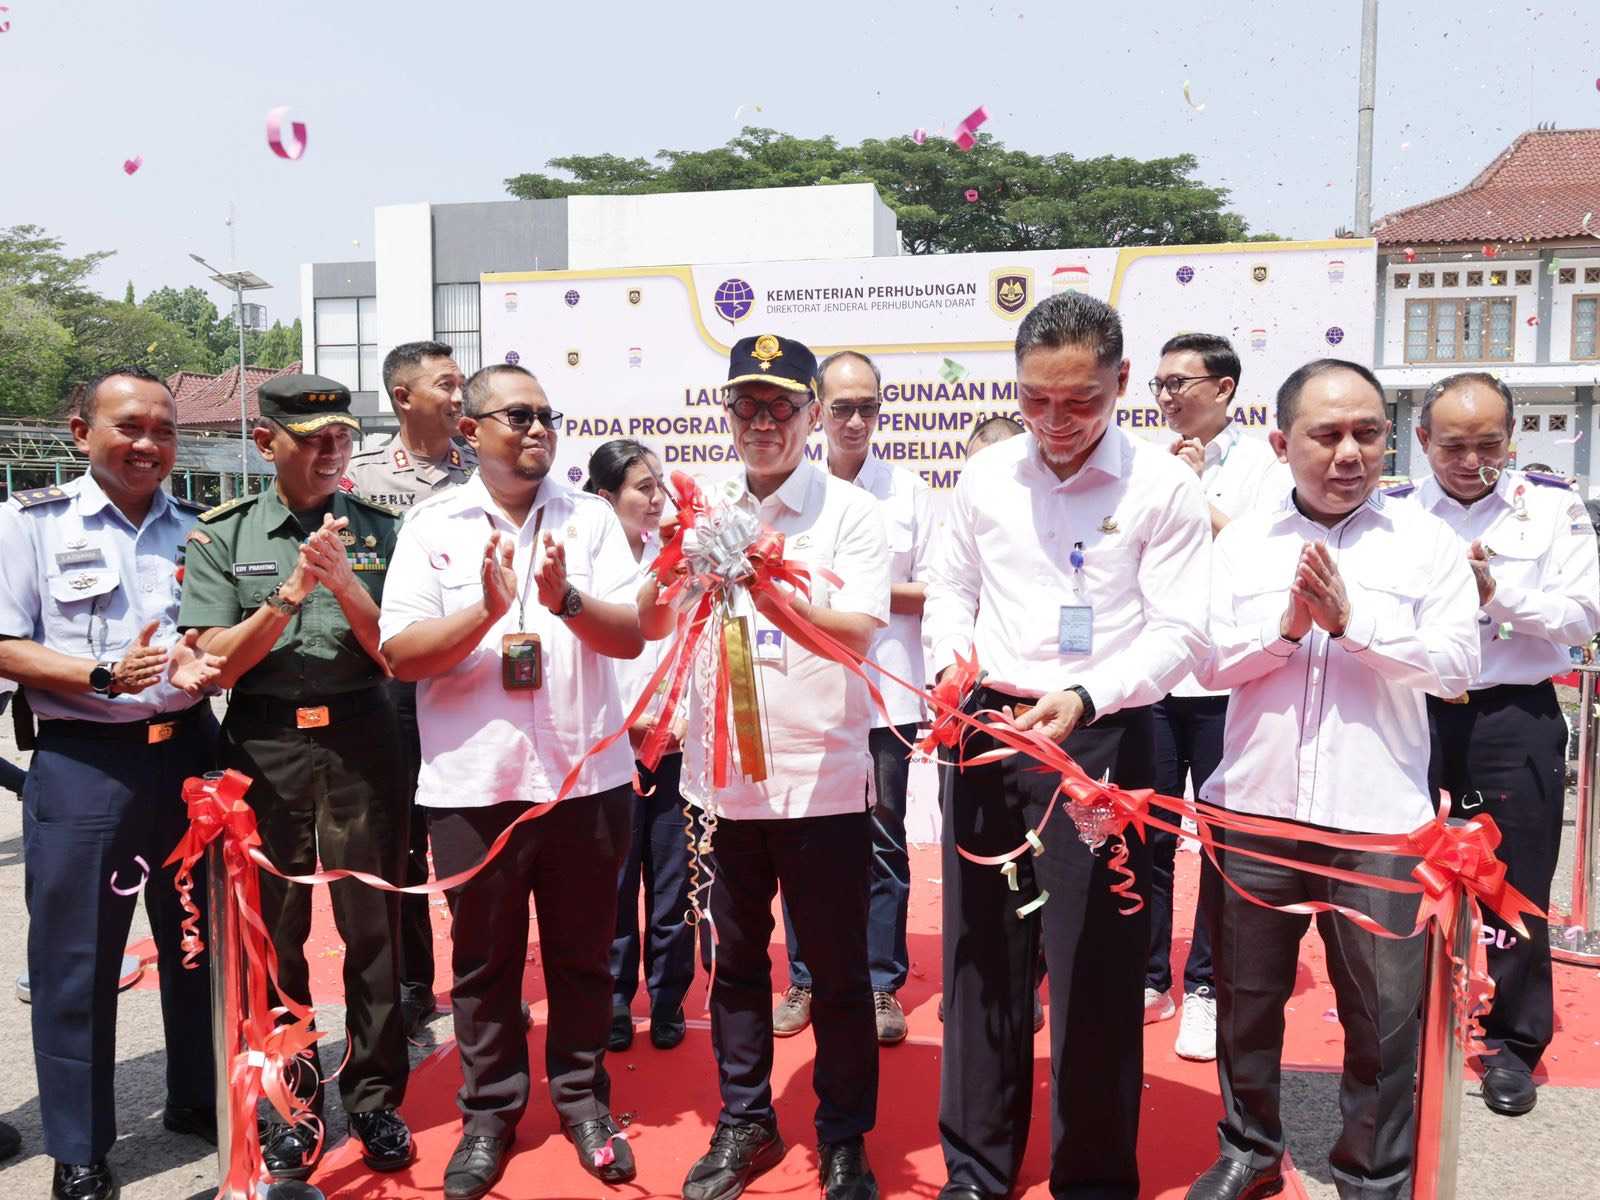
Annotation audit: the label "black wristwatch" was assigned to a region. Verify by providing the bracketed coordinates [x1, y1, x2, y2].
[553, 585, 583, 619]
[89, 661, 117, 696]
[1066, 684, 1096, 725]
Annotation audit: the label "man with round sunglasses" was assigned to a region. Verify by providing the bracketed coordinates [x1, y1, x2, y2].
[178, 374, 413, 1182]
[641, 334, 889, 1200]
[380, 363, 645, 1199]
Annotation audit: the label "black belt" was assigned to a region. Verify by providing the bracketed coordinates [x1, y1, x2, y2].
[37, 701, 209, 745]
[227, 686, 389, 730]
[1435, 680, 1556, 707]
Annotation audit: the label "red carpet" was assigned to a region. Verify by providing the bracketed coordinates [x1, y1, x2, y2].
[129, 845, 1600, 1198]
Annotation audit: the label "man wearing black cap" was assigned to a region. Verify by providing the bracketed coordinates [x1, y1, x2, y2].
[640, 335, 890, 1200]
[179, 374, 413, 1182]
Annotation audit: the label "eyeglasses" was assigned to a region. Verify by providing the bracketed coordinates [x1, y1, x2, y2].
[479, 405, 562, 432]
[828, 401, 882, 423]
[1147, 375, 1223, 397]
[727, 394, 810, 423]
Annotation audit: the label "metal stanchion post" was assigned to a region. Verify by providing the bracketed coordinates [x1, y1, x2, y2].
[1553, 665, 1600, 966]
[1412, 870, 1473, 1200]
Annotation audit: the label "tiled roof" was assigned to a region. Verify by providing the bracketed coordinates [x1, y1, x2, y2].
[1373, 129, 1600, 245]
[171, 362, 301, 428]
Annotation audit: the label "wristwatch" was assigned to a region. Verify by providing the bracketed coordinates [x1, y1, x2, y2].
[89, 661, 117, 696]
[554, 585, 583, 619]
[1066, 684, 1097, 725]
[262, 584, 303, 616]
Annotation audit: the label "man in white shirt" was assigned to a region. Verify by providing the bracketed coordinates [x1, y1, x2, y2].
[1187, 359, 1479, 1200]
[924, 292, 1212, 1200]
[641, 334, 889, 1200]
[1402, 371, 1600, 1118]
[379, 363, 646, 1200]
[772, 350, 933, 1048]
[1145, 333, 1288, 1060]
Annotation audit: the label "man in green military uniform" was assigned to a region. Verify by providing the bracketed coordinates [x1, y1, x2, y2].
[178, 374, 413, 1183]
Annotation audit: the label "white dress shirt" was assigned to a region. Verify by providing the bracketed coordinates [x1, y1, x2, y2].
[378, 473, 639, 808]
[680, 460, 890, 821]
[846, 455, 934, 728]
[1408, 471, 1600, 688]
[1197, 490, 1481, 833]
[1170, 424, 1293, 699]
[923, 426, 1212, 715]
[613, 531, 667, 712]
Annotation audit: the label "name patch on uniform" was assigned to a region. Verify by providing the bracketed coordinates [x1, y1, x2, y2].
[233, 561, 279, 577]
[54, 548, 104, 568]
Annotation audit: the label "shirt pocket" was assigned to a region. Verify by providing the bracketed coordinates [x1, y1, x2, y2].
[438, 564, 484, 617]
[44, 569, 124, 654]
[1348, 577, 1422, 638]
[1232, 573, 1288, 627]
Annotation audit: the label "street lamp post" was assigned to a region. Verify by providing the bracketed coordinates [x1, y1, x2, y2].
[189, 254, 271, 494]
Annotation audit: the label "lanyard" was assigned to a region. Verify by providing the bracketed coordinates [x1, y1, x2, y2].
[486, 506, 545, 632]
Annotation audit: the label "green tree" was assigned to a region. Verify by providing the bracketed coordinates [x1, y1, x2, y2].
[0, 287, 74, 418]
[142, 285, 229, 367]
[0, 224, 115, 310]
[505, 129, 1274, 251]
[256, 318, 303, 370]
[62, 299, 212, 383]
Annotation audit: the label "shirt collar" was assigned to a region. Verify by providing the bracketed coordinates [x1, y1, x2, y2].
[1204, 422, 1241, 466]
[1022, 424, 1127, 490]
[741, 459, 818, 515]
[1418, 470, 1510, 516]
[74, 471, 175, 530]
[849, 453, 888, 492]
[455, 471, 572, 531]
[1276, 486, 1388, 532]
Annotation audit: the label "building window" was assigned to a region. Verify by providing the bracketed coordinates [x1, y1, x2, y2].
[1586, 268, 1600, 285]
[1441, 272, 1459, 287]
[1393, 273, 1411, 288]
[1466, 271, 1484, 287]
[1522, 414, 1541, 432]
[1515, 269, 1532, 286]
[433, 284, 482, 375]
[1575, 295, 1600, 360]
[1560, 268, 1577, 285]
[313, 297, 379, 391]
[1550, 414, 1569, 432]
[1403, 297, 1516, 363]
[1418, 272, 1436, 288]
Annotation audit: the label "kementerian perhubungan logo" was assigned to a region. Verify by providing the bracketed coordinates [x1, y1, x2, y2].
[989, 267, 1033, 320]
[713, 278, 755, 326]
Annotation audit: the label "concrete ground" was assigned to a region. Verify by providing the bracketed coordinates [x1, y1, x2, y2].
[0, 699, 1594, 1198]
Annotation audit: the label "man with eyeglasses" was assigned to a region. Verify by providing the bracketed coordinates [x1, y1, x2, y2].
[769, 350, 933, 1048]
[379, 363, 646, 1199]
[640, 334, 890, 1200]
[178, 375, 414, 1183]
[1142, 334, 1287, 1062]
[1399, 371, 1600, 1119]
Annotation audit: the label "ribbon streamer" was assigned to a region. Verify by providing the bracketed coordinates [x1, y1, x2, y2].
[266, 105, 307, 160]
[108, 855, 150, 896]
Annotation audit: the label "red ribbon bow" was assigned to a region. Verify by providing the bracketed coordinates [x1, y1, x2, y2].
[1406, 810, 1537, 939]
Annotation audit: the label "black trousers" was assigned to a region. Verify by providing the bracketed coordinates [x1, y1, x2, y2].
[787, 722, 918, 993]
[1214, 830, 1423, 1200]
[24, 708, 218, 1163]
[390, 680, 436, 1006]
[221, 690, 408, 1114]
[940, 694, 1154, 1200]
[708, 809, 877, 1143]
[1148, 696, 1227, 995]
[610, 752, 696, 1016]
[1427, 682, 1566, 1074]
[429, 786, 633, 1138]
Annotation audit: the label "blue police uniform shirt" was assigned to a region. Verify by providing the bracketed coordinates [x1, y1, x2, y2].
[0, 473, 202, 722]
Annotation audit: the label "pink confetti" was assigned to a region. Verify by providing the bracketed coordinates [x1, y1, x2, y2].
[0, 6, 10, 33]
[1483, 244, 1499, 258]
[428, 549, 451, 570]
[1527, 315, 1540, 327]
[1322, 1007, 1340, 1023]
[911, 128, 927, 145]
[952, 104, 988, 152]
[1403, 247, 1417, 263]
[1556, 430, 1584, 446]
[109, 855, 150, 896]
[266, 105, 307, 160]
[964, 189, 980, 203]
[122, 156, 143, 176]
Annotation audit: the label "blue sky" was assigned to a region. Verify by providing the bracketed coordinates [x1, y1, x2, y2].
[1, 0, 1596, 325]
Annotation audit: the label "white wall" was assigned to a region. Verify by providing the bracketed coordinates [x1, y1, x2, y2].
[1547, 255, 1600, 364]
[373, 203, 435, 411]
[298, 263, 315, 368]
[566, 183, 891, 268]
[1380, 258, 1541, 367]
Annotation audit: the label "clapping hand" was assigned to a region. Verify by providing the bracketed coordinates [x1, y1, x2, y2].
[481, 531, 517, 619]
[534, 531, 569, 613]
[168, 629, 225, 696]
[301, 515, 358, 598]
[112, 620, 169, 695]
[1467, 540, 1496, 606]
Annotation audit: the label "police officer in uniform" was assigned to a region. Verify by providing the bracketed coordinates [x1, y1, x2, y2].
[0, 366, 224, 1200]
[343, 340, 475, 1035]
[178, 375, 413, 1181]
[1403, 371, 1600, 1117]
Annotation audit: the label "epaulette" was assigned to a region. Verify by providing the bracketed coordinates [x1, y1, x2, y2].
[1381, 482, 1416, 498]
[198, 494, 257, 523]
[169, 495, 206, 513]
[344, 492, 401, 518]
[9, 485, 71, 510]
[1525, 471, 1573, 490]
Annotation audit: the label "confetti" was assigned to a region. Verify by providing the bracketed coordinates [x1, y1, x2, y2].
[1323, 1007, 1340, 1023]
[964, 188, 980, 203]
[1016, 890, 1049, 918]
[1482, 244, 1498, 258]
[146, 342, 158, 353]
[266, 105, 307, 160]
[1556, 429, 1585, 446]
[952, 104, 989, 151]
[1527, 315, 1540, 327]
[1001, 862, 1020, 892]
[1549, 258, 1564, 276]
[938, 357, 969, 384]
[731, 102, 763, 123]
[1402, 247, 1417, 263]
[108, 856, 150, 896]
[122, 156, 143, 176]
[1400, 141, 1411, 151]
[1585, 212, 1596, 236]
[1181, 80, 1206, 111]
[911, 128, 927, 144]
[1024, 829, 1045, 857]
[0, 6, 9, 33]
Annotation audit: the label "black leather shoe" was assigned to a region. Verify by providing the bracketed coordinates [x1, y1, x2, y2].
[682, 1120, 786, 1200]
[350, 1107, 414, 1171]
[260, 1120, 322, 1181]
[1184, 1156, 1284, 1200]
[565, 1114, 636, 1183]
[651, 1005, 687, 1049]
[819, 1137, 878, 1200]
[937, 1185, 999, 1200]
[609, 1004, 635, 1051]
[0, 1119, 19, 1162]
[51, 1160, 117, 1200]
[1482, 1065, 1537, 1115]
[162, 1103, 217, 1144]
[444, 1134, 511, 1200]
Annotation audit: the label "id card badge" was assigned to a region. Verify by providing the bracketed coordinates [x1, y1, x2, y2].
[1058, 606, 1093, 655]
[501, 632, 543, 691]
[752, 623, 787, 671]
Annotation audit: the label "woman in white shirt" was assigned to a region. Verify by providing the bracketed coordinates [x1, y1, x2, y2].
[586, 440, 695, 1053]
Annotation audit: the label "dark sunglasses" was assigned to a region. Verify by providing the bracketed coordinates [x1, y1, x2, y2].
[727, 394, 810, 423]
[479, 405, 562, 432]
[828, 401, 882, 422]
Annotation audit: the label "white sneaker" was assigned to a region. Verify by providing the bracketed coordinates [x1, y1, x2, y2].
[1143, 987, 1176, 1024]
[1175, 987, 1217, 1061]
